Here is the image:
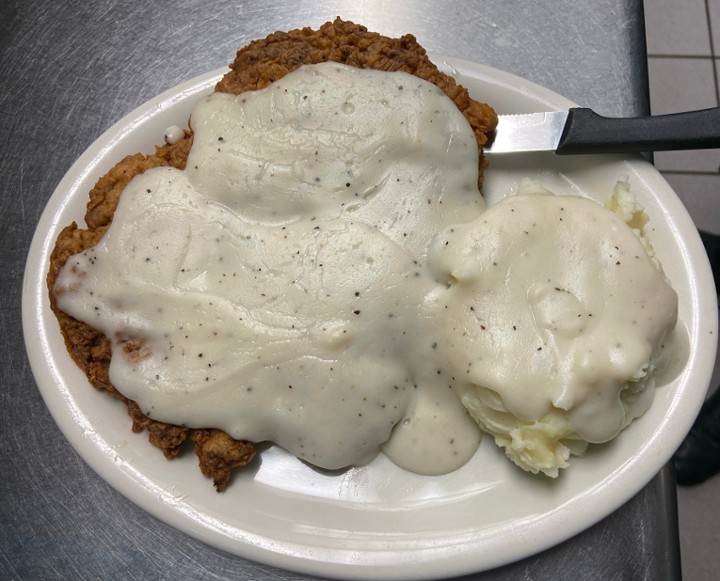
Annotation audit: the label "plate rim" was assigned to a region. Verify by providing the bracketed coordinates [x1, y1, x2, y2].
[21, 54, 719, 580]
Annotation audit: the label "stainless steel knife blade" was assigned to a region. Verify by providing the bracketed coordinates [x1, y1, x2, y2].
[489, 111, 568, 153]
[487, 107, 720, 155]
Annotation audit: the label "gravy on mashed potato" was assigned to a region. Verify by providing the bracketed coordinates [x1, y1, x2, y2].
[54, 63, 678, 477]
[429, 180, 678, 476]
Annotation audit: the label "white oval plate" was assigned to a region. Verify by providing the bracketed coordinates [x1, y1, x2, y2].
[22, 56, 718, 580]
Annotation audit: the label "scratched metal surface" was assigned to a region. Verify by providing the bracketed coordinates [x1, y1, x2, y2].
[0, 0, 681, 579]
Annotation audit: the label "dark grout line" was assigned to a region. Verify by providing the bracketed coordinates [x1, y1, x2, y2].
[705, 0, 720, 104]
[647, 54, 716, 59]
[660, 170, 720, 177]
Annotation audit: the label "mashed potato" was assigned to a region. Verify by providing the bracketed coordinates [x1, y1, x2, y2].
[429, 180, 678, 477]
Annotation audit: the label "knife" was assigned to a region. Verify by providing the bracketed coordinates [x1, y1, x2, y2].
[488, 107, 720, 154]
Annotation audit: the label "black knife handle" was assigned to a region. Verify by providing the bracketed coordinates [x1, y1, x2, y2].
[555, 107, 720, 155]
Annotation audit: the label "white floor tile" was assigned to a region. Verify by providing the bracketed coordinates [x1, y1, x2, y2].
[707, 0, 720, 53]
[655, 149, 720, 174]
[648, 57, 718, 114]
[661, 172, 720, 234]
[645, 0, 712, 56]
[677, 479, 720, 581]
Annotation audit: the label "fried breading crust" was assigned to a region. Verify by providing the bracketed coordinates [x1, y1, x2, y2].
[47, 18, 497, 491]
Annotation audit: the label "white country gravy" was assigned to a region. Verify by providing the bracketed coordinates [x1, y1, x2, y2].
[54, 63, 677, 476]
[428, 186, 678, 446]
[54, 63, 484, 474]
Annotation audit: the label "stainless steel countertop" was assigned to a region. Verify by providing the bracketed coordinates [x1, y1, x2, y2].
[0, 0, 681, 579]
